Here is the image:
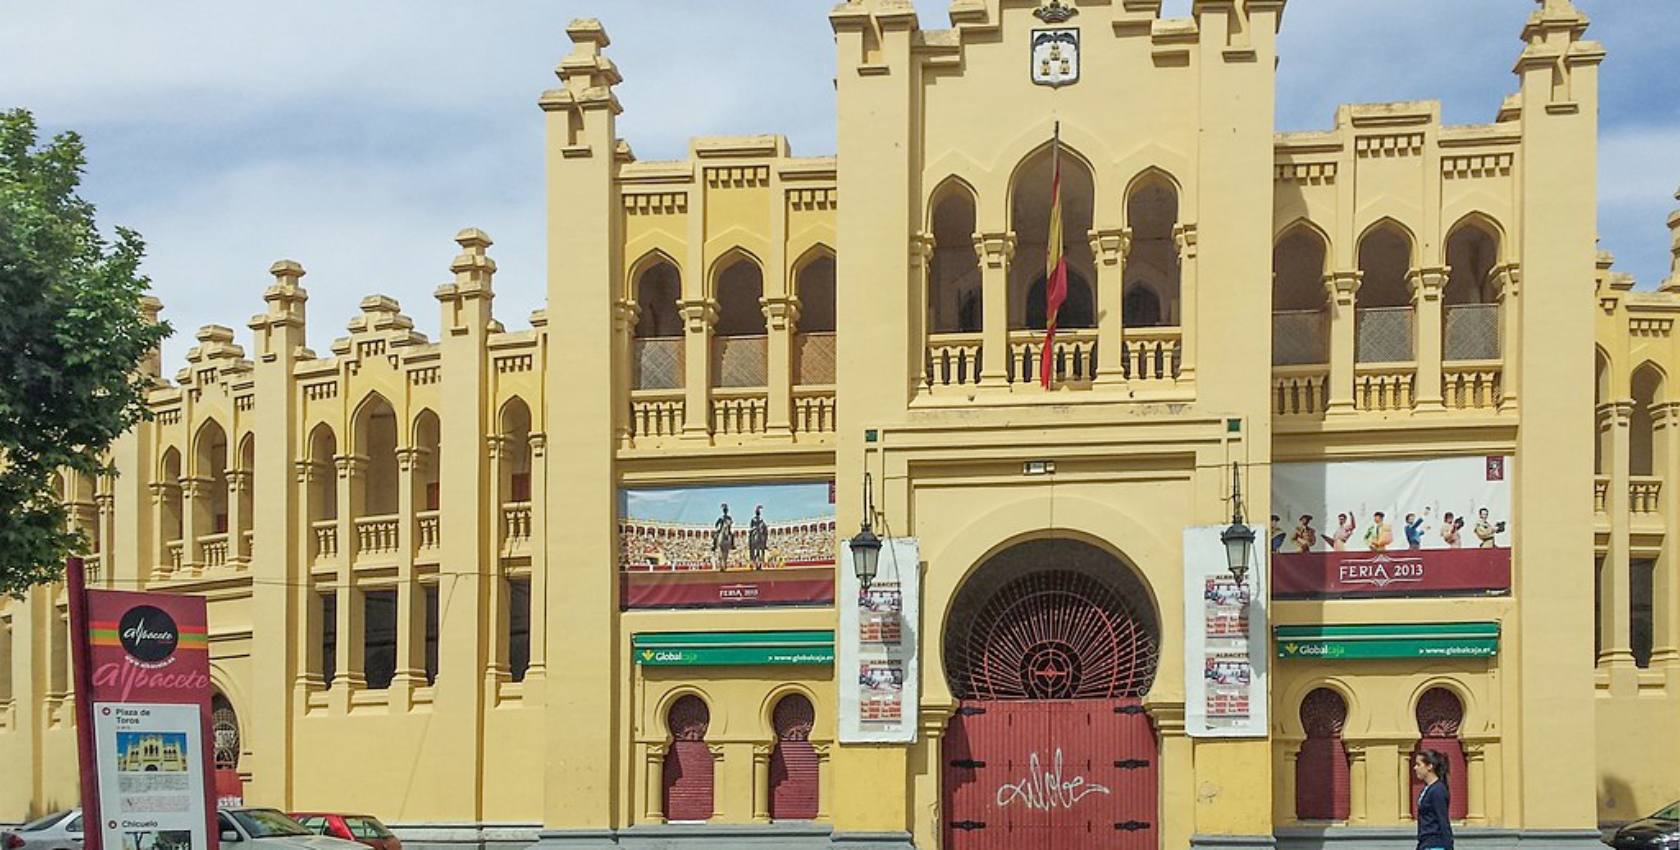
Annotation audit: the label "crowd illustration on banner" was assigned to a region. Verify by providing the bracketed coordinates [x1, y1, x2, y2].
[1271, 506, 1508, 555]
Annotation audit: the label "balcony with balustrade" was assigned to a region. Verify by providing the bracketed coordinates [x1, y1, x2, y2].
[620, 252, 839, 449]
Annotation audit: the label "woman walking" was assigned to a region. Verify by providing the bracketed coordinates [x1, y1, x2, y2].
[1413, 749, 1454, 850]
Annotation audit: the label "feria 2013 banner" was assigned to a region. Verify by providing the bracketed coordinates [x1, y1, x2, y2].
[1270, 456, 1514, 598]
[85, 588, 219, 850]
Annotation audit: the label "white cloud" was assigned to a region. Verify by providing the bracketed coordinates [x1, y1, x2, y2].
[3, 0, 1676, 365]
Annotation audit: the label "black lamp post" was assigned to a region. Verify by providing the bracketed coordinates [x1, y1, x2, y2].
[849, 471, 883, 591]
[1220, 461, 1256, 586]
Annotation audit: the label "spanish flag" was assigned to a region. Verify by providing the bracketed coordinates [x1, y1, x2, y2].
[1039, 124, 1067, 388]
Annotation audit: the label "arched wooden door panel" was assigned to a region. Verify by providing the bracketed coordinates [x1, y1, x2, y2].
[942, 544, 1162, 850]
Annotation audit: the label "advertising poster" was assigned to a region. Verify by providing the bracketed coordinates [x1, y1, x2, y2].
[618, 481, 836, 609]
[838, 538, 921, 743]
[1183, 526, 1268, 738]
[87, 590, 217, 850]
[1271, 456, 1513, 598]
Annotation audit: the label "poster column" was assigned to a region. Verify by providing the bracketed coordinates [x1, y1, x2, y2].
[1182, 527, 1269, 738]
[78, 583, 218, 850]
[838, 538, 920, 743]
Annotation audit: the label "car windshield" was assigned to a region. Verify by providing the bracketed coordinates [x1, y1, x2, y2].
[1655, 801, 1680, 821]
[231, 810, 311, 838]
[19, 812, 72, 832]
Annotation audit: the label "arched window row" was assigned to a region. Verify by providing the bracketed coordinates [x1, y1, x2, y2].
[653, 690, 827, 824]
[1293, 685, 1473, 824]
[925, 162, 1186, 337]
[626, 249, 836, 394]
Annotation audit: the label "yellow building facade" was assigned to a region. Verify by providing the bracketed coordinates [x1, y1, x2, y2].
[3, 2, 1677, 849]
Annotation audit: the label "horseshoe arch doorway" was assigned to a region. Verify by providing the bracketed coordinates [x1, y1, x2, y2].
[941, 537, 1162, 850]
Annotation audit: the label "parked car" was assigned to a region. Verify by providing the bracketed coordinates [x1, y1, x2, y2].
[2, 810, 82, 850]
[217, 808, 364, 850]
[289, 814, 400, 850]
[1607, 801, 1680, 850]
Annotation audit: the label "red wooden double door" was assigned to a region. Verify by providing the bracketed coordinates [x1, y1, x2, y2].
[944, 697, 1158, 850]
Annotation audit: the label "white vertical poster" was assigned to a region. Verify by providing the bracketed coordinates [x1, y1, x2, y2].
[838, 537, 921, 743]
[94, 702, 211, 850]
[1183, 525, 1269, 738]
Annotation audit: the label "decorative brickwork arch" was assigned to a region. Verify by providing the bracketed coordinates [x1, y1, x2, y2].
[1296, 687, 1351, 821]
[768, 693, 818, 820]
[662, 694, 713, 822]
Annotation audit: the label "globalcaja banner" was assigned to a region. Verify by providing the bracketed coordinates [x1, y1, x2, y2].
[87, 590, 217, 850]
[838, 538, 921, 743]
[1270, 456, 1513, 598]
[1183, 525, 1268, 738]
[617, 480, 836, 609]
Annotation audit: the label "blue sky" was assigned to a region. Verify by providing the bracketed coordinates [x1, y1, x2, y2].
[621, 482, 835, 526]
[3, 1, 1675, 369]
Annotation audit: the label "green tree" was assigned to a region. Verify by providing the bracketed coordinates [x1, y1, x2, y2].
[1, 109, 170, 596]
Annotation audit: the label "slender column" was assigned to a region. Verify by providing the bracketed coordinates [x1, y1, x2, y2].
[813, 742, 832, 822]
[1347, 744, 1369, 823]
[910, 232, 934, 395]
[485, 436, 510, 688]
[226, 470, 252, 564]
[293, 461, 325, 697]
[751, 744, 773, 822]
[525, 433, 549, 690]
[1652, 401, 1680, 666]
[148, 481, 179, 578]
[1147, 701, 1192, 850]
[333, 455, 368, 707]
[1495, 265, 1521, 409]
[612, 300, 638, 445]
[1175, 223, 1199, 382]
[1325, 271, 1362, 414]
[1090, 227, 1130, 388]
[976, 232, 1014, 386]
[678, 299, 717, 438]
[1279, 746, 1299, 824]
[94, 490, 115, 584]
[762, 296, 800, 438]
[1411, 267, 1448, 410]
[180, 476, 211, 573]
[391, 447, 425, 705]
[1464, 743, 1487, 821]
[644, 744, 668, 823]
[1600, 400, 1636, 666]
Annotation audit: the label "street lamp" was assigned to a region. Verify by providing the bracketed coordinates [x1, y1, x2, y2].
[849, 471, 883, 592]
[1220, 461, 1255, 586]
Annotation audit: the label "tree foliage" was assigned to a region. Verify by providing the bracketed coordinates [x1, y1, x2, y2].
[0, 109, 170, 597]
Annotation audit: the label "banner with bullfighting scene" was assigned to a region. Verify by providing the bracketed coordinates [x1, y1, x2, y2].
[87, 590, 218, 850]
[1270, 456, 1513, 598]
[839, 537, 921, 743]
[618, 480, 836, 609]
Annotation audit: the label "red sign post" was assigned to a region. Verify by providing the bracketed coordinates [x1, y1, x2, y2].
[70, 557, 220, 850]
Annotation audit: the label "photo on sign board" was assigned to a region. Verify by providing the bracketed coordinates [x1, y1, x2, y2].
[1270, 456, 1513, 598]
[117, 731, 191, 772]
[123, 831, 192, 850]
[617, 480, 836, 609]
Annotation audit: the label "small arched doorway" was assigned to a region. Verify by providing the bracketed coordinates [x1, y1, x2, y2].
[211, 692, 245, 806]
[942, 538, 1161, 850]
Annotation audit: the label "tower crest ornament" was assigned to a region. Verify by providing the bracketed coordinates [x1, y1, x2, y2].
[1033, 0, 1078, 24]
[1030, 25, 1079, 88]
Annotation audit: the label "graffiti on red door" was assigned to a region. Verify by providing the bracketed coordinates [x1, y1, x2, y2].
[994, 748, 1112, 811]
[944, 698, 1158, 850]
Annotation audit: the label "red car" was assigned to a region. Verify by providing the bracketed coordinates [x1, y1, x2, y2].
[289, 814, 401, 850]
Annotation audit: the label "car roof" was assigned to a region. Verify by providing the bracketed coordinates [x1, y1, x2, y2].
[289, 813, 375, 819]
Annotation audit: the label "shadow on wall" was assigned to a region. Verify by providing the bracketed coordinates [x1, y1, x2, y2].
[1600, 773, 1638, 827]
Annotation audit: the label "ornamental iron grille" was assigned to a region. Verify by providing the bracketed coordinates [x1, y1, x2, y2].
[1443, 303, 1500, 361]
[632, 338, 684, 390]
[944, 540, 1160, 701]
[1415, 687, 1463, 737]
[795, 333, 837, 386]
[1356, 307, 1415, 363]
[211, 694, 240, 770]
[1272, 310, 1329, 366]
[773, 693, 815, 741]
